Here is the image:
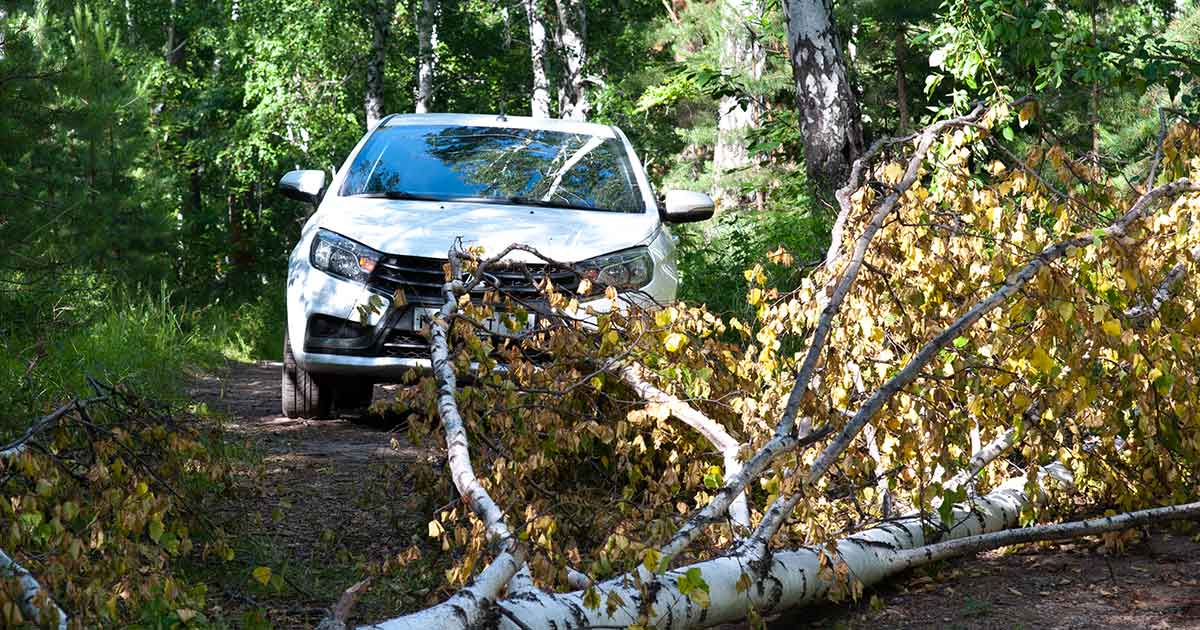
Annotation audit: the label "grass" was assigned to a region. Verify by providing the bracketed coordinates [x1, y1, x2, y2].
[0, 282, 286, 439]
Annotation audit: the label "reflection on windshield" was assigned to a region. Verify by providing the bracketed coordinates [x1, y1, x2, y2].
[339, 124, 644, 213]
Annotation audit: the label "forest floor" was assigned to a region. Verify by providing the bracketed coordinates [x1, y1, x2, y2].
[191, 361, 1200, 629]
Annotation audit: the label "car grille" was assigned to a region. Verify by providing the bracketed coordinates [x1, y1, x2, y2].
[382, 330, 431, 359]
[367, 254, 581, 304]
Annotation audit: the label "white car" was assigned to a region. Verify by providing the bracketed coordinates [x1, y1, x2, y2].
[278, 113, 713, 418]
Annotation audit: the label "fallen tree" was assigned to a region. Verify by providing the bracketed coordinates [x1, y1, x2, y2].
[0, 381, 231, 628]
[350, 102, 1200, 628]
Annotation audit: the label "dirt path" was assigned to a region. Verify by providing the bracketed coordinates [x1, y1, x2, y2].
[788, 532, 1200, 629]
[189, 361, 438, 627]
[191, 361, 1200, 629]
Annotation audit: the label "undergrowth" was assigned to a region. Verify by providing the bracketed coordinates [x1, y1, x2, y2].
[0, 283, 285, 439]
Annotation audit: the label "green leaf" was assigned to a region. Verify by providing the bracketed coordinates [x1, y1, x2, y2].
[1002, 126, 1015, 142]
[702, 466, 723, 489]
[148, 518, 164, 543]
[952, 336, 969, 348]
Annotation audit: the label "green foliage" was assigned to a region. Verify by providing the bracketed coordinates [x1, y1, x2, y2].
[675, 203, 828, 318]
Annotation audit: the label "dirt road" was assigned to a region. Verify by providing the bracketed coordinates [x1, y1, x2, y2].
[191, 361, 1200, 629]
[190, 361, 437, 627]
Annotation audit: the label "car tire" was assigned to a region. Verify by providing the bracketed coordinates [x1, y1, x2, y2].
[334, 378, 374, 410]
[281, 330, 333, 419]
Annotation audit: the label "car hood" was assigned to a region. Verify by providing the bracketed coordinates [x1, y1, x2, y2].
[315, 198, 660, 262]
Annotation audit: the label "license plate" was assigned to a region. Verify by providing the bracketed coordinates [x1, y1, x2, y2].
[414, 307, 536, 336]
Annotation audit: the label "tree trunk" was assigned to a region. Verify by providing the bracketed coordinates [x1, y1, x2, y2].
[165, 0, 184, 67]
[1089, 1, 1100, 162]
[165, 0, 203, 229]
[894, 26, 909, 133]
[553, 0, 588, 121]
[362, 463, 1071, 630]
[712, 0, 766, 209]
[123, 0, 135, 42]
[524, 0, 552, 117]
[415, 0, 438, 113]
[364, 0, 396, 128]
[783, 0, 863, 187]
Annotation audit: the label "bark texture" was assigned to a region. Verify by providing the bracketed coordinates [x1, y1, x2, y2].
[0, 549, 67, 630]
[364, 0, 397, 128]
[712, 0, 766, 208]
[783, 0, 863, 187]
[524, 0, 552, 117]
[489, 465, 1067, 630]
[415, 0, 438, 113]
[894, 27, 909, 133]
[554, 0, 589, 120]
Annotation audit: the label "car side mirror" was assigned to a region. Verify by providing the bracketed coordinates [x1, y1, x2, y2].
[279, 170, 327, 205]
[662, 190, 715, 223]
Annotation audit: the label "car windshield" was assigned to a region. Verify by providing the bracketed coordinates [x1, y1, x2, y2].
[339, 123, 646, 213]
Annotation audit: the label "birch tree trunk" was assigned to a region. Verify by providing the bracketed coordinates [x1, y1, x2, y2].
[894, 26, 909, 133]
[783, 0, 863, 187]
[554, 0, 589, 121]
[712, 0, 766, 209]
[414, 0, 438, 113]
[364, 0, 397, 128]
[524, 0, 552, 117]
[363, 463, 1071, 630]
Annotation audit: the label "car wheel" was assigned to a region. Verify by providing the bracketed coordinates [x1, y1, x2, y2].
[281, 330, 333, 419]
[334, 378, 374, 410]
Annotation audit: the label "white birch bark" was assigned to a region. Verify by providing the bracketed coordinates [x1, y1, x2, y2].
[894, 499, 1200, 568]
[364, 0, 397, 128]
[554, 0, 588, 121]
[614, 363, 751, 531]
[783, 0, 863, 185]
[524, 0, 552, 117]
[361, 462, 1067, 630]
[0, 549, 68, 630]
[943, 427, 1016, 495]
[414, 0, 438, 113]
[2, 411, 75, 629]
[484, 464, 1070, 630]
[712, 0, 765, 208]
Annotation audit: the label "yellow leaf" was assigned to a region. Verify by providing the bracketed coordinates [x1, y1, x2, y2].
[664, 332, 687, 352]
[1018, 101, 1037, 128]
[883, 162, 904, 182]
[428, 520, 445, 538]
[1030, 347, 1055, 375]
[1102, 319, 1122, 337]
[748, 287, 762, 305]
[251, 566, 272, 586]
[177, 609, 197, 624]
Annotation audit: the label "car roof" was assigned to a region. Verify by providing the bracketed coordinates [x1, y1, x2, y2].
[381, 113, 618, 138]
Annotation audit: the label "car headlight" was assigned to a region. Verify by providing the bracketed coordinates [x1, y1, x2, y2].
[310, 229, 381, 284]
[577, 247, 654, 294]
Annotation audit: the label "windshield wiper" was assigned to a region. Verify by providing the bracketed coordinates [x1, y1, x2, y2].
[348, 191, 446, 202]
[501, 196, 613, 212]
